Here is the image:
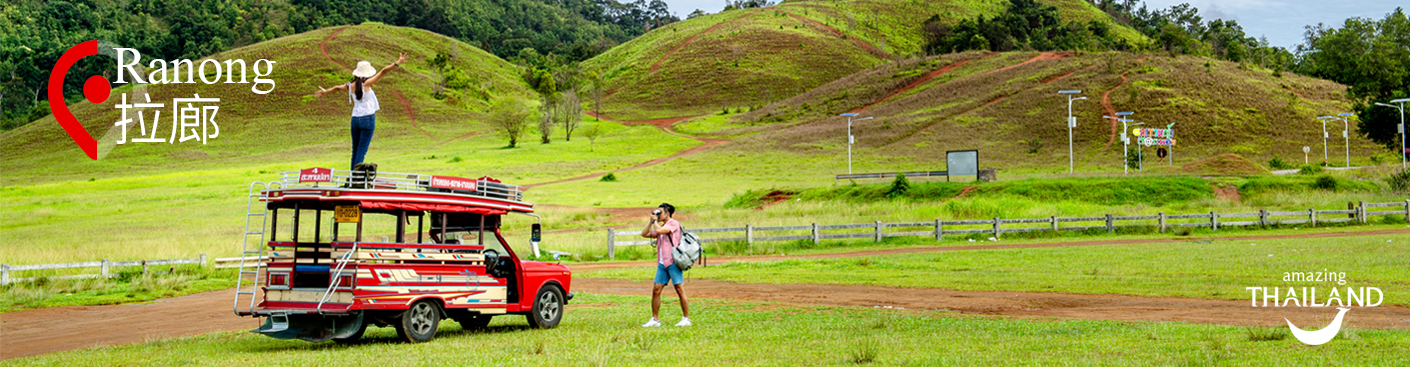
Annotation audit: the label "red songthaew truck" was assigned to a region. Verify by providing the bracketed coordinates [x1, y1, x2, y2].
[233, 168, 571, 343]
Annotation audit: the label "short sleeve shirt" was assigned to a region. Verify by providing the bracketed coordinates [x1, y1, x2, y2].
[656, 219, 682, 267]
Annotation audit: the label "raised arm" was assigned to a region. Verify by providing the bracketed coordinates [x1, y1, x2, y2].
[313, 83, 348, 98]
[365, 53, 409, 87]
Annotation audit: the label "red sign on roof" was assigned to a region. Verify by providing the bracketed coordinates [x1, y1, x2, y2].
[299, 167, 332, 183]
[429, 175, 477, 191]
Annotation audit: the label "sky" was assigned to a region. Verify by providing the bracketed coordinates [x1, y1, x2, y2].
[659, 0, 1406, 49]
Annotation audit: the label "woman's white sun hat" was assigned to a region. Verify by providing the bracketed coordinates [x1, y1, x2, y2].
[352, 61, 377, 78]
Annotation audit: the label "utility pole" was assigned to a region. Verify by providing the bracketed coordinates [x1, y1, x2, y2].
[1104, 112, 1134, 174]
[840, 113, 872, 175]
[1058, 90, 1085, 174]
[1374, 99, 1408, 169]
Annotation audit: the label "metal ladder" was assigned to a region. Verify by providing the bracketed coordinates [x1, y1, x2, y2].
[317, 243, 358, 314]
[233, 181, 276, 315]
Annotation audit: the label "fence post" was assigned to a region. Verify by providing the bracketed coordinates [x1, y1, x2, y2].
[811, 223, 820, 245]
[200, 254, 208, 268]
[142, 260, 148, 274]
[1359, 201, 1366, 223]
[993, 217, 1001, 238]
[1210, 211, 1219, 230]
[874, 221, 882, 243]
[1405, 199, 1409, 223]
[1310, 209, 1318, 227]
[1259, 209, 1268, 227]
[1, 264, 8, 285]
[746, 224, 754, 247]
[607, 229, 616, 260]
[1158, 212, 1166, 233]
[1106, 214, 1114, 234]
[1050, 216, 1058, 232]
[101, 259, 110, 279]
[1347, 202, 1356, 220]
[935, 219, 943, 241]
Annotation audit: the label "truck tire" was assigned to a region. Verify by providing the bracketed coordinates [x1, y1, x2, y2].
[398, 300, 442, 342]
[526, 285, 564, 329]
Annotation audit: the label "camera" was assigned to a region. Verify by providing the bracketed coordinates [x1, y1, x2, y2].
[651, 209, 662, 216]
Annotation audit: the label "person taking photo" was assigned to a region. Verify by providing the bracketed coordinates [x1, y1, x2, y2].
[640, 203, 690, 327]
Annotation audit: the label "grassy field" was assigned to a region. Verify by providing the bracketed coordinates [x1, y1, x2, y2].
[583, 233, 1410, 306]
[6, 293, 1409, 366]
[0, 267, 235, 312]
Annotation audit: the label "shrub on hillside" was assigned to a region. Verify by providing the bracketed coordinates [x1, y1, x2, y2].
[886, 174, 911, 199]
[600, 173, 618, 182]
[1297, 165, 1324, 175]
[1386, 169, 1410, 193]
[1268, 156, 1294, 170]
[1313, 175, 1338, 190]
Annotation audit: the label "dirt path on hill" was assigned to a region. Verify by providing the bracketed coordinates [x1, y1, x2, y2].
[1096, 55, 1151, 154]
[320, 26, 434, 141]
[651, 9, 761, 74]
[786, 13, 892, 59]
[847, 58, 979, 113]
[524, 113, 726, 188]
[877, 52, 1071, 146]
[4, 228, 1407, 359]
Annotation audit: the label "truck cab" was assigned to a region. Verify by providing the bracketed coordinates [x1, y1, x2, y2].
[233, 168, 571, 343]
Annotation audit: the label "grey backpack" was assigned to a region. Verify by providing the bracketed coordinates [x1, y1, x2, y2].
[668, 227, 704, 271]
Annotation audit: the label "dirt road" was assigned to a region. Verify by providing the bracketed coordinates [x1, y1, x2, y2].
[4, 229, 1408, 359]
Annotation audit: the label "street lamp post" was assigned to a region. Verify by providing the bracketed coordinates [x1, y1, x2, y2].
[1104, 112, 1134, 174]
[1339, 112, 1354, 168]
[1374, 98, 1409, 169]
[1167, 122, 1176, 166]
[840, 113, 873, 175]
[1317, 115, 1338, 165]
[1058, 90, 1085, 174]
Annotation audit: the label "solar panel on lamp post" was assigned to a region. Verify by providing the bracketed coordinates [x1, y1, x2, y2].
[1058, 90, 1085, 174]
[840, 113, 873, 175]
[1374, 98, 1408, 169]
[1104, 112, 1134, 174]
[1339, 112, 1354, 168]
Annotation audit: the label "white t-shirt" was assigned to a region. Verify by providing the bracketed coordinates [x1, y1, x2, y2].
[348, 83, 380, 117]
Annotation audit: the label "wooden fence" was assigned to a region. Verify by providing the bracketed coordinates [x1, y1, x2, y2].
[2, 255, 208, 285]
[605, 200, 1410, 259]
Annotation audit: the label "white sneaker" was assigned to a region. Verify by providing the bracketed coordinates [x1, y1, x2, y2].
[641, 318, 661, 327]
[675, 317, 692, 327]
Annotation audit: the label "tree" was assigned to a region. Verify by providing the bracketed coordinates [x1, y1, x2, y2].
[489, 98, 531, 147]
[558, 88, 582, 141]
[581, 124, 604, 151]
[1298, 8, 1410, 152]
[585, 72, 606, 120]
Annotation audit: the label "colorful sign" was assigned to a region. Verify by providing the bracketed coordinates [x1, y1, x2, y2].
[1132, 128, 1176, 146]
[298, 167, 332, 183]
[429, 175, 477, 191]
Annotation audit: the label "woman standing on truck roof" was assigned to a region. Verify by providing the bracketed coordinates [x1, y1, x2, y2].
[313, 53, 409, 169]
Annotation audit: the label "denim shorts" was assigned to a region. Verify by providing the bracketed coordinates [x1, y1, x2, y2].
[654, 263, 683, 285]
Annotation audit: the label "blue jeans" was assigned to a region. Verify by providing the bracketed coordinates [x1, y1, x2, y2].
[350, 114, 375, 169]
[654, 263, 683, 285]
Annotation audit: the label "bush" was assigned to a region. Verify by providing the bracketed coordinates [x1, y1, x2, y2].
[1297, 165, 1324, 175]
[885, 174, 910, 199]
[1268, 156, 1293, 170]
[1313, 175, 1338, 190]
[599, 173, 617, 182]
[1386, 169, 1410, 193]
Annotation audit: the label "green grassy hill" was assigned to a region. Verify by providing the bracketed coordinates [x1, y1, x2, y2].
[1, 24, 536, 181]
[583, 0, 1145, 120]
[683, 50, 1384, 172]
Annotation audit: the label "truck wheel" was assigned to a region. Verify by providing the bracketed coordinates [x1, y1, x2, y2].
[398, 300, 442, 343]
[526, 285, 564, 329]
[455, 315, 493, 331]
